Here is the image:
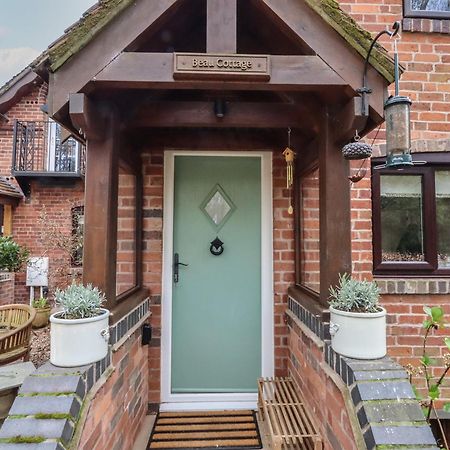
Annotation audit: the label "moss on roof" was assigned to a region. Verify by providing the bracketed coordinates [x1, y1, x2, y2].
[42, 0, 395, 83]
[47, 0, 136, 72]
[304, 0, 396, 82]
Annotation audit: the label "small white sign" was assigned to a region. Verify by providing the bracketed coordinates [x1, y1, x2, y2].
[26, 257, 49, 287]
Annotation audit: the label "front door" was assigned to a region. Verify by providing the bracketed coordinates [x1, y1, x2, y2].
[171, 155, 262, 395]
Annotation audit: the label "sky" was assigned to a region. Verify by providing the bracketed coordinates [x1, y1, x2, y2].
[0, 0, 95, 85]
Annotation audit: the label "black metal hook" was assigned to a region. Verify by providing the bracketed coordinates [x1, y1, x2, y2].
[358, 21, 401, 117]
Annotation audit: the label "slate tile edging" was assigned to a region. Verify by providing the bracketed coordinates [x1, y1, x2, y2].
[0, 298, 150, 450]
[288, 296, 439, 450]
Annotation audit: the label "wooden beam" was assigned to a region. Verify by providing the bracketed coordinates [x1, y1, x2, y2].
[207, 0, 237, 53]
[82, 105, 120, 308]
[69, 93, 107, 141]
[127, 128, 300, 151]
[256, 0, 388, 122]
[125, 101, 320, 134]
[48, 0, 181, 116]
[317, 107, 352, 305]
[93, 53, 348, 92]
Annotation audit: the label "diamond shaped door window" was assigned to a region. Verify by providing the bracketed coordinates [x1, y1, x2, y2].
[201, 184, 235, 229]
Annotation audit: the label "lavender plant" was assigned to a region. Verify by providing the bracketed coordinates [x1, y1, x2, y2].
[54, 284, 106, 320]
[329, 273, 381, 313]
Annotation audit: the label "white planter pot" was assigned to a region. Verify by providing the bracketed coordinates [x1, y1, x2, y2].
[50, 309, 110, 367]
[329, 306, 387, 360]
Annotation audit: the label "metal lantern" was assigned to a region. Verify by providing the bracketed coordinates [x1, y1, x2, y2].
[384, 95, 412, 168]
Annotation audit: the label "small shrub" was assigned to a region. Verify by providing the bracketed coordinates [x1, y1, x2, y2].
[405, 306, 450, 449]
[31, 297, 49, 309]
[0, 236, 29, 272]
[54, 284, 106, 320]
[329, 273, 381, 313]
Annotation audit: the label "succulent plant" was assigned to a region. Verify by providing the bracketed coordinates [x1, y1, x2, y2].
[329, 273, 381, 313]
[54, 284, 106, 320]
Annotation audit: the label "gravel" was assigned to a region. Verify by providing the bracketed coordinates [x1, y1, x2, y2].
[30, 325, 50, 368]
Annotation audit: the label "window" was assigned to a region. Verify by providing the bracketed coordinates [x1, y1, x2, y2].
[71, 206, 84, 267]
[298, 168, 320, 293]
[372, 154, 450, 275]
[47, 120, 82, 173]
[404, 0, 450, 19]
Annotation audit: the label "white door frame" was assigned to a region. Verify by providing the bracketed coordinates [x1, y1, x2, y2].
[160, 150, 274, 411]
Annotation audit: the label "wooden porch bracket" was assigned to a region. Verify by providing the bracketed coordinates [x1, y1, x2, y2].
[69, 93, 107, 141]
[207, 0, 237, 53]
[318, 107, 352, 305]
[82, 104, 120, 308]
[332, 98, 373, 145]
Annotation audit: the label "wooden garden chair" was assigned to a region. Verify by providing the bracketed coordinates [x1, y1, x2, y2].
[0, 305, 36, 365]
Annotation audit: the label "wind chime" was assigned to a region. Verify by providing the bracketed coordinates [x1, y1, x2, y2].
[283, 128, 296, 215]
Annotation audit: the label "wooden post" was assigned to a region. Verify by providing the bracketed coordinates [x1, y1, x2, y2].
[79, 104, 119, 309]
[318, 107, 352, 304]
[207, 0, 237, 53]
[3, 205, 12, 236]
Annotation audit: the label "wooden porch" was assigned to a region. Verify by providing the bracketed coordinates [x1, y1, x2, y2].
[37, 0, 394, 325]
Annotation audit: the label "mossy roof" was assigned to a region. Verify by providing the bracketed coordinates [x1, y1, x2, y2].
[32, 0, 395, 82]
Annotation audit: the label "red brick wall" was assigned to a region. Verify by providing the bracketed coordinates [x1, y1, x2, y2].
[0, 272, 14, 305]
[12, 181, 84, 302]
[338, 0, 450, 403]
[78, 328, 149, 450]
[141, 150, 293, 403]
[0, 82, 84, 303]
[382, 294, 450, 404]
[340, 0, 450, 142]
[288, 315, 361, 450]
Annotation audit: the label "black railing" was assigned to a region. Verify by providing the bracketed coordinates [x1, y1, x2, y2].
[12, 120, 86, 175]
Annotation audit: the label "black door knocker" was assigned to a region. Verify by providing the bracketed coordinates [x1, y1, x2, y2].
[210, 237, 224, 256]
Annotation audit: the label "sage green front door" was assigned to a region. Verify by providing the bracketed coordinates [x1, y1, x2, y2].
[172, 155, 262, 394]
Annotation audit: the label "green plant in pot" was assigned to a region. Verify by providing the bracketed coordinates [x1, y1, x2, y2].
[0, 236, 29, 273]
[50, 284, 110, 367]
[329, 274, 386, 359]
[31, 297, 51, 329]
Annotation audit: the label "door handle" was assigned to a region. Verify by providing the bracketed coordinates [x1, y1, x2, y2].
[174, 253, 189, 283]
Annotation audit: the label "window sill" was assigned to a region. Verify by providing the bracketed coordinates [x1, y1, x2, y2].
[375, 277, 450, 295]
[110, 287, 150, 324]
[402, 17, 450, 34]
[288, 285, 328, 320]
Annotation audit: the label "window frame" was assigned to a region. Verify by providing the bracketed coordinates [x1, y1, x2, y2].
[115, 163, 143, 304]
[295, 163, 321, 297]
[403, 0, 450, 19]
[372, 153, 450, 277]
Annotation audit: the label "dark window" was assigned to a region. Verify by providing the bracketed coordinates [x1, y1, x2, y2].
[71, 206, 84, 267]
[404, 0, 450, 19]
[372, 153, 450, 276]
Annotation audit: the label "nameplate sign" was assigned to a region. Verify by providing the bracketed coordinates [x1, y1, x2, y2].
[174, 53, 271, 80]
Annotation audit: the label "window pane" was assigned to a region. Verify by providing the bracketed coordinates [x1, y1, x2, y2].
[380, 175, 424, 262]
[300, 169, 320, 293]
[409, 0, 449, 12]
[116, 168, 137, 296]
[436, 171, 450, 268]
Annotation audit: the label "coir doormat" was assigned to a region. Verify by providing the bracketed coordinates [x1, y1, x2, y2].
[148, 410, 263, 449]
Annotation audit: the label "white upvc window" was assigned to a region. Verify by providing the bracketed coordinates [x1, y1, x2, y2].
[46, 120, 81, 173]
